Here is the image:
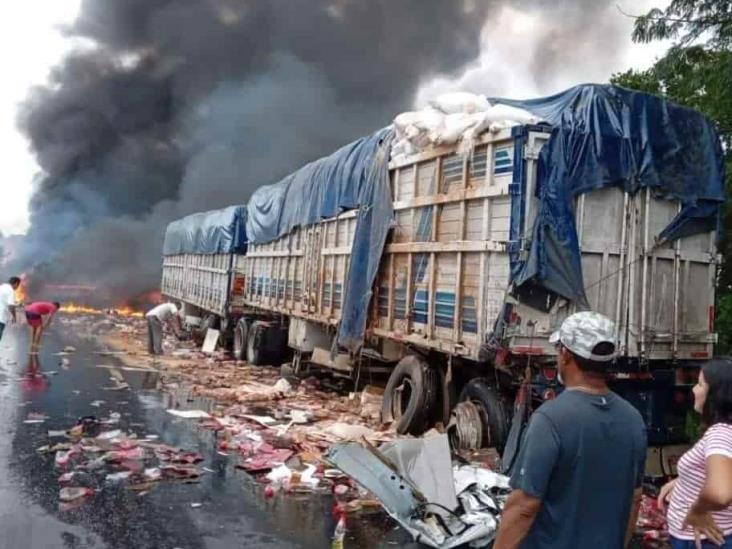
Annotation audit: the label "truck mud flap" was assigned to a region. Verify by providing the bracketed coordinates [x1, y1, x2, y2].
[501, 381, 530, 476]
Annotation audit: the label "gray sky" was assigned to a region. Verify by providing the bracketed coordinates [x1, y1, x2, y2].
[1, 1, 81, 236]
[0, 0, 668, 237]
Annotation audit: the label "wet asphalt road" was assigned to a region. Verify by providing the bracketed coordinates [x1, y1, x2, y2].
[0, 322, 416, 549]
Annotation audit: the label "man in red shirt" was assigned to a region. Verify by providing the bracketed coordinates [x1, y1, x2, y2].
[25, 301, 60, 353]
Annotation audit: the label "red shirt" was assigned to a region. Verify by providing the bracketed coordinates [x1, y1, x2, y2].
[25, 302, 58, 315]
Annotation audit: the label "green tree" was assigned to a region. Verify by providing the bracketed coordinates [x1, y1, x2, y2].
[611, 1, 732, 353]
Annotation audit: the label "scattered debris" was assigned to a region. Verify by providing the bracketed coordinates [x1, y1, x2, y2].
[328, 435, 509, 548]
[24, 412, 49, 424]
[637, 493, 669, 547]
[59, 487, 94, 502]
[166, 409, 211, 419]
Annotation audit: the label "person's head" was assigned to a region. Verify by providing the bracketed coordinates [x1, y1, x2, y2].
[52, 302, 61, 311]
[693, 358, 732, 426]
[549, 311, 617, 384]
[8, 277, 20, 290]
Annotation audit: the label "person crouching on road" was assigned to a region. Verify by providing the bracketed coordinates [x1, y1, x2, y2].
[25, 301, 60, 354]
[0, 277, 21, 342]
[656, 358, 732, 548]
[494, 311, 648, 549]
[146, 302, 181, 355]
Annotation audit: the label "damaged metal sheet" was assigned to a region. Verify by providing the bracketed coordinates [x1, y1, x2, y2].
[328, 435, 510, 548]
[326, 442, 421, 519]
[379, 434, 458, 514]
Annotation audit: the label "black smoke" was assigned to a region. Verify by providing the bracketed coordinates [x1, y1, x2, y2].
[13, 0, 492, 305]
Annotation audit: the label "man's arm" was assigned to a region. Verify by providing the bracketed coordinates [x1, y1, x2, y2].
[494, 412, 560, 549]
[494, 490, 542, 549]
[624, 487, 643, 548]
[9, 305, 16, 324]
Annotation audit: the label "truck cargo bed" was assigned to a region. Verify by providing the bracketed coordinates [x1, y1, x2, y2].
[238, 125, 718, 363]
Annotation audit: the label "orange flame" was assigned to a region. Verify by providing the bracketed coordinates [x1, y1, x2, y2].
[60, 303, 144, 318]
[15, 274, 28, 304]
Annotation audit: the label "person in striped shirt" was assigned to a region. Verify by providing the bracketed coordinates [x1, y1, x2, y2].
[658, 358, 732, 548]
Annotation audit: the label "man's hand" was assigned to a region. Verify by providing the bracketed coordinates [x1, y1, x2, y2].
[493, 490, 542, 549]
[626, 488, 643, 548]
[684, 506, 724, 548]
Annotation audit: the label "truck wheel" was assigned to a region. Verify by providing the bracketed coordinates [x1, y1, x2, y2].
[192, 314, 217, 345]
[233, 319, 249, 361]
[457, 378, 510, 451]
[381, 355, 438, 436]
[246, 322, 267, 366]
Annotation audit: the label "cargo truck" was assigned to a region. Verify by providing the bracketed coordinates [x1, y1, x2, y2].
[161, 84, 725, 456]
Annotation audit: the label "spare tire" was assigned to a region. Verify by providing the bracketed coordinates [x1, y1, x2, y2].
[381, 355, 438, 436]
[458, 378, 510, 451]
[233, 319, 249, 361]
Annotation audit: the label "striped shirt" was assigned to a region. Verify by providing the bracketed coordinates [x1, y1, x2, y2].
[667, 423, 732, 539]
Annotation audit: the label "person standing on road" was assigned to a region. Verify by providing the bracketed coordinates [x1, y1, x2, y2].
[146, 302, 181, 355]
[25, 301, 60, 354]
[494, 311, 648, 549]
[0, 277, 21, 342]
[657, 358, 732, 549]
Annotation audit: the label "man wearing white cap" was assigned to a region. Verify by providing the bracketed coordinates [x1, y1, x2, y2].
[494, 311, 648, 549]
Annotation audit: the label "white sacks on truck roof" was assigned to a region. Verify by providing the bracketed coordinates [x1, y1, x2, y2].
[391, 91, 541, 163]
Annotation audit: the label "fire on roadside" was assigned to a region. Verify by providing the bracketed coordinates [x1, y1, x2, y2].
[15, 274, 29, 305]
[60, 303, 144, 318]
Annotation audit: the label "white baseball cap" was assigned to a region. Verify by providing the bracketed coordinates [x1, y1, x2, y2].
[549, 311, 617, 362]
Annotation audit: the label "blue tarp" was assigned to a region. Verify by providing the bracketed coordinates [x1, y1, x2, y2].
[492, 84, 726, 305]
[246, 128, 394, 351]
[163, 205, 248, 256]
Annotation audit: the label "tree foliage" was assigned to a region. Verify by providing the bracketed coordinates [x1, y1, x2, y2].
[611, 1, 732, 354]
[631, 0, 732, 50]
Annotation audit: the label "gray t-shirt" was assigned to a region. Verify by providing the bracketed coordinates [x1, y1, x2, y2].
[510, 389, 647, 549]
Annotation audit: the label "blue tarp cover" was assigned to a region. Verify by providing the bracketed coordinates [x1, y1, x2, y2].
[492, 84, 726, 305]
[163, 205, 248, 256]
[246, 128, 394, 351]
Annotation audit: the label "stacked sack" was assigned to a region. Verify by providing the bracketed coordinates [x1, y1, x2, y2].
[391, 92, 541, 163]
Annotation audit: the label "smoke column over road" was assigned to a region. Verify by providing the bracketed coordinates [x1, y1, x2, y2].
[12, 0, 492, 304]
[12, 0, 626, 305]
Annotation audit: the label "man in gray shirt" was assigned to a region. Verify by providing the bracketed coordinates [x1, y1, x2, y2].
[494, 311, 647, 549]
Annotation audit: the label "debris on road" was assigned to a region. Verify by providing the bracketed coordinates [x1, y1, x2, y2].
[37, 414, 208, 507]
[24, 412, 49, 424]
[59, 486, 94, 502]
[166, 409, 211, 419]
[328, 435, 510, 548]
[637, 493, 669, 547]
[48, 310, 672, 548]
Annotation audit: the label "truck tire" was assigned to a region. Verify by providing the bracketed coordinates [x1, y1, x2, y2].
[458, 378, 510, 451]
[246, 322, 267, 366]
[192, 314, 218, 345]
[233, 319, 249, 361]
[381, 355, 438, 436]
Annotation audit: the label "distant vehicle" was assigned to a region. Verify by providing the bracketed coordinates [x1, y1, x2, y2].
[162, 84, 724, 454]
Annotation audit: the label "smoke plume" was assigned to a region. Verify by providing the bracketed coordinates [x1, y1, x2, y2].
[13, 0, 633, 306]
[11, 0, 493, 305]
